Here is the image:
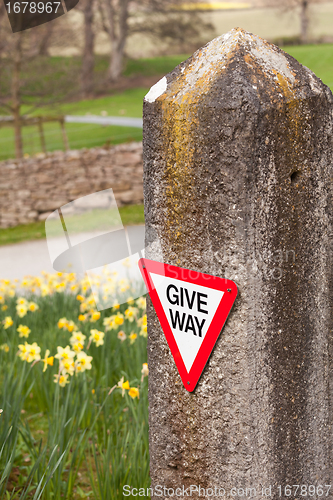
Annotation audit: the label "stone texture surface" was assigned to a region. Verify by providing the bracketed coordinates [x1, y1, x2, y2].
[0, 142, 143, 228]
[143, 28, 333, 497]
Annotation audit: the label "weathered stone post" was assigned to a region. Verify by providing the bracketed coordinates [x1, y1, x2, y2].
[143, 28, 333, 497]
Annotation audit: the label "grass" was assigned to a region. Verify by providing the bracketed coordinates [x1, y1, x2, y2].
[0, 205, 145, 247]
[123, 54, 190, 78]
[28, 86, 148, 118]
[283, 43, 333, 89]
[0, 274, 149, 499]
[0, 87, 149, 161]
[0, 122, 143, 161]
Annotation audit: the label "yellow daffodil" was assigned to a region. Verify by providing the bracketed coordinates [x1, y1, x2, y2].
[128, 387, 139, 399]
[17, 325, 31, 338]
[76, 351, 93, 372]
[125, 307, 137, 322]
[42, 349, 54, 372]
[141, 363, 149, 378]
[0, 343, 9, 353]
[76, 294, 85, 302]
[65, 320, 77, 333]
[26, 342, 41, 363]
[16, 304, 28, 318]
[112, 301, 120, 310]
[55, 282, 66, 293]
[16, 297, 27, 306]
[103, 316, 115, 331]
[1, 305, 8, 311]
[78, 314, 86, 321]
[60, 359, 75, 376]
[129, 332, 137, 344]
[17, 342, 30, 361]
[138, 314, 147, 327]
[72, 342, 83, 352]
[54, 373, 70, 387]
[140, 324, 148, 337]
[90, 311, 101, 322]
[117, 377, 130, 397]
[41, 285, 50, 296]
[3, 316, 13, 329]
[57, 317, 67, 329]
[69, 331, 86, 345]
[80, 302, 88, 313]
[89, 329, 104, 347]
[28, 302, 39, 312]
[87, 295, 96, 306]
[136, 296, 146, 309]
[139, 314, 148, 337]
[114, 313, 124, 326]
[54, 345, 75, 362]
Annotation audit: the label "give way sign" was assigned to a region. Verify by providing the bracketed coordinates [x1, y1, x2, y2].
[138, 258, 238, 392]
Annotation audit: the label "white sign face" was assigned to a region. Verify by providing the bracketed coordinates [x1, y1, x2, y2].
[150, 273, 224, 372]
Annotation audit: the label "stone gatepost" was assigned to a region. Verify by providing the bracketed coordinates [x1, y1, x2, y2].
[143, 28, 333, 498]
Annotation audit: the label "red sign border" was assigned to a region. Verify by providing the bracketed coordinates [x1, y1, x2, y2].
[138, 258, 238, 392]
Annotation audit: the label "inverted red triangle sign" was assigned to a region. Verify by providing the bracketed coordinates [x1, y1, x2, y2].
[138, 259, 238, 392]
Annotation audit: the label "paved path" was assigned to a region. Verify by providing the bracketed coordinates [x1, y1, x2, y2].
[0, 225, 145, 281]
[65, 115, 143, 128]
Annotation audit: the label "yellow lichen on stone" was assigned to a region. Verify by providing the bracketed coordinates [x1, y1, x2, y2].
[148, 27, 308, 258]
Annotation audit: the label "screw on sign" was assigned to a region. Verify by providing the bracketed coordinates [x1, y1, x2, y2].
[3, 0, 80, 32]
[139, 258, 237, 392]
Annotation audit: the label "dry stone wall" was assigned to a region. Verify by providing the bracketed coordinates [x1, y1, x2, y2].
[0, 142, 143, 228]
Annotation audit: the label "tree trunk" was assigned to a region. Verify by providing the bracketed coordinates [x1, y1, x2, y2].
[300, 0, 309, 44]
[108, 0, 129, 82]
[12, 36, 23, 159]
[108, 43, 124, 82]
[81, 0, 95, 97]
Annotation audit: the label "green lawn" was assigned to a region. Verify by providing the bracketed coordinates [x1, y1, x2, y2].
[2, 123, 143, 159]
[285, 43, 333, 89]
[0, 205, 144, 246]
[123, 54, 190, 78]
[0, 122, 143, 160]
[30, 86, 148, 118]
[0, 87, 148, 161]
